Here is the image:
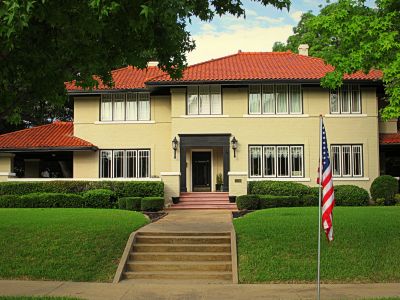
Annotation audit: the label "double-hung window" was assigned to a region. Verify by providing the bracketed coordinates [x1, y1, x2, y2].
[99, 149, 150, 178]
[187, 85, 222, 115]
[330, 85, 361, 114]
[330, 145, 363, 177]
[249, 84, 302, 115]
[100, 93, 150, 121]
[249, 145, 304, 178]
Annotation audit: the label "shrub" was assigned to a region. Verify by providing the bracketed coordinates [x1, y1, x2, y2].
[141, 197, 164, 212]
[395, 194, 400, 205]
[248, 181, 312, 197]
[259, 195, 300, 209]
[370, 175, 398, 205]
[0, 181, 164, 198]
[236, 195, 260, 210]
[334, 185, 369, 206]
[375, 198, 385, 206]
[301, 194, 319, 206]
[124, 197, 142, 211]
[118, 198, 126, 210]
[82, 189, 116, 208]
[0, 193, 85, 208]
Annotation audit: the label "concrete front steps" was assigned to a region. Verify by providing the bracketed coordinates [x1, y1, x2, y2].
[121, 231, 235, 283]
[170, 192, 238, 210]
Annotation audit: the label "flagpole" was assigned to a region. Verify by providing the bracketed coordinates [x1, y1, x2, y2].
[317, 115, 323, 300]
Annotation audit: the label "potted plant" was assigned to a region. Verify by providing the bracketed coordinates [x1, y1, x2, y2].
[216, 173, 223, 192]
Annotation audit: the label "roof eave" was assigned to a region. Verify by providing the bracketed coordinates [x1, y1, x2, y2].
[67, 88, 149, 95]
[0, 146, 98, 153]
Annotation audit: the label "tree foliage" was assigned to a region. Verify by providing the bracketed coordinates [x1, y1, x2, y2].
[0, 0, 290, 125]
[273, 0, 400, 120]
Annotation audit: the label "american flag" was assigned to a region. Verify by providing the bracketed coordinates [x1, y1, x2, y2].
[318, 121, 335, 242]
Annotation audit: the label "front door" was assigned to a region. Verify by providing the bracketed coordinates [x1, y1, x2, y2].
[192, 152, 211, 192]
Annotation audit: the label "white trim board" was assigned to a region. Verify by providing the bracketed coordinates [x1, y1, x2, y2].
[247, 177, 311, 182]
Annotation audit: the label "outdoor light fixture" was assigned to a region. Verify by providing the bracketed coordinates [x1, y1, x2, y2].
[172, 136, 178, 159]
[231, 136, 238, 158]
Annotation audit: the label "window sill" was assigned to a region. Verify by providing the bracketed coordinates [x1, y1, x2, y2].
[94, 121, 155, 124]
[180, 115, 229, 118]
[325, 114, 367, 118]
[0, 172, 16, 176]
[333, 177, 370, 181]
[247, 177, 310, 182]
[8, 177, 162, 182]
[243, 114, 309, 118]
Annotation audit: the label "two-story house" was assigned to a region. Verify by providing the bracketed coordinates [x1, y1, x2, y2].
[1, 47, 398, 203]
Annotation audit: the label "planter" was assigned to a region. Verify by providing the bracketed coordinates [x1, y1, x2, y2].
[172, 197, 180, 204]
[229, 196, 236, 203]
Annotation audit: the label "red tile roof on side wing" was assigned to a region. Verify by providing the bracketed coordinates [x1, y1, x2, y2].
[146, 51, 383, 84]
[0, 122, 97, 151]
[66, 66, 166, 91]
[380, 133, 400, 145]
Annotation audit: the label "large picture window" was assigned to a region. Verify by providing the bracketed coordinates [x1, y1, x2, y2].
[100, 93, 150, 121]
[330, 145, 363, 177]
[99, 149, 150, 178]
[187, 85, 222, 115]
[249, 84, 302, 115]
[249, 145, 304, 178]
[330, 85, 361, 114]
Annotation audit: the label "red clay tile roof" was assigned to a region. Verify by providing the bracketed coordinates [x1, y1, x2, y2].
[380, 133, 400, 145]
[66, 66, 166, 91]
[0, 122, 97, 151]
[146, 51, 383, 84]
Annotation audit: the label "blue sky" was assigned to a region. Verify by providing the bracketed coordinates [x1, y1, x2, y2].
[186, 0, 375, 64]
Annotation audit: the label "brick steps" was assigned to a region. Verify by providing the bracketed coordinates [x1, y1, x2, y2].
[121, 231, 233, 283]
[170, 192, 237, 210]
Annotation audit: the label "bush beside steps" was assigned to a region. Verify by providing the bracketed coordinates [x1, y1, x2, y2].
[118, 197, 165, 212]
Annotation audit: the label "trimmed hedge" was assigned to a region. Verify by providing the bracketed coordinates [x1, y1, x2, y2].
[259, 195, 301, 209]
[0, 181, 163, 198]
[124, 197, 142, 211]
[334, 185, 369, 206]
[236, 195, 260, 210]
[248, 181, 311, 197]
[301, 194, 319, 206]
[118, 197, 126, 209]
[82, 189, 116, 208]
[141, 197, 164, 212]
[0, 193, 85, 208]
[370, 175, 398, 205]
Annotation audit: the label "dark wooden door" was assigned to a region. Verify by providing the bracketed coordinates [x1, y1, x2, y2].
[192, 152, 211, 192]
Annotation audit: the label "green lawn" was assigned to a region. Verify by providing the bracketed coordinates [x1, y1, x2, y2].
[0, 208, 149, 282]
[234, 207, 400, 283]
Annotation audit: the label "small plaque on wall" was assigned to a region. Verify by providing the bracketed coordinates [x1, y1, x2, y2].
[235, 179, 242, 183]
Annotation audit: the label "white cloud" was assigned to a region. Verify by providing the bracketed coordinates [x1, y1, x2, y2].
[290, 10, 303, 23]
[200, 23, 216, 32]
[245, 9, 258, 16]
[256, 16, 284, 24]
[187, 24, 293, 65]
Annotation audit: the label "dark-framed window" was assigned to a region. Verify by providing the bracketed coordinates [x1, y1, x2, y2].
[187, 85, 222, 115]
[100, 93, 150, 121]
[249, 84, 302, 115]
[330, 85, 361, 114]
[100, 149, 150, 178]
[249, 145, 304, 178]
[330, 144, 363, 177]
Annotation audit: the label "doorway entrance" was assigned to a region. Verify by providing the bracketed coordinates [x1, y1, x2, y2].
[192, 151, 211, 192]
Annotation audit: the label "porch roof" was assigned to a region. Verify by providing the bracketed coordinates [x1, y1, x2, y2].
[0, 122, 97, 152]
[380, 132, 400, 145]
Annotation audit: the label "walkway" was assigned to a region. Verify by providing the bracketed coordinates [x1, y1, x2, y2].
[1, 280, 399, 300]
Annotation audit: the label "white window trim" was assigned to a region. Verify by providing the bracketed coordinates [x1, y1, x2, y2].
[249, 146, 263, 178]
[179, 115, 229, 118]
[248, 177, 311, 182]
[331, 144, 364, 178]
[290, 146, 304, 178]
[100, 93, 150, 122]
[329, 85, 362, 115]
[275, 84, 289, 115]
[277, 146, 290, 177]
[352, 145, 363, 177]
[94, 121, 155, 124]
[187, 85, 222, 115]
[325, 114, 367, 118]
[243, 114, 309, 118]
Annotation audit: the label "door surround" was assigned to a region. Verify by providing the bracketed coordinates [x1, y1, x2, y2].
[190, 149, 213, 192]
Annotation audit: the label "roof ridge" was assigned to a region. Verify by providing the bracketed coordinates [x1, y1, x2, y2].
[0, 122, 72, 138]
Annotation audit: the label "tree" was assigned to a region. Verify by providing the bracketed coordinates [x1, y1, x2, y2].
[273, 0, 400, 120]
[0, 0, 290, 126]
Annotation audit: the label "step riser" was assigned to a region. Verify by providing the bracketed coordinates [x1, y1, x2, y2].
[137, 232, 230, 236]
[136, 237, 231, 244]
[134, 245, 231, 252]
[130, 253, 231, 262]
[178, 201, 231, 204]
[169, 206, 237, 210]
[127, 263, 232, 272]
[124, 273, 232, 281]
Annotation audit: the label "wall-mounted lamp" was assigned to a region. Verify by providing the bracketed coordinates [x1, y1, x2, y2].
[231, 136, 238, 158]
[172, 136, 178, 159]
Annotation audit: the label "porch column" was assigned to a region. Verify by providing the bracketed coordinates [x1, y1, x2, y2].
[223, 145, 230, 192]
[0, 153, 15, 181]
[180, 146, 187, 192]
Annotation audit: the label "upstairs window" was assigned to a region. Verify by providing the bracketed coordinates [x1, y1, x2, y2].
[249, 84, 302, 115]
[100, 93, 150, 121]
[330, 85, 361, 114]
[187, 85, 222, 115]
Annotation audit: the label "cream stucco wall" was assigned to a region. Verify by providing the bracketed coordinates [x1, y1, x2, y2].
[72, 85, 380, 191]
[379, 119, 398, 134]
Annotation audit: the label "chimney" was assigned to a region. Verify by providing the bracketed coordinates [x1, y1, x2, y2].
[298, 44, 309, 56]
[147, 61, 159, 67]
